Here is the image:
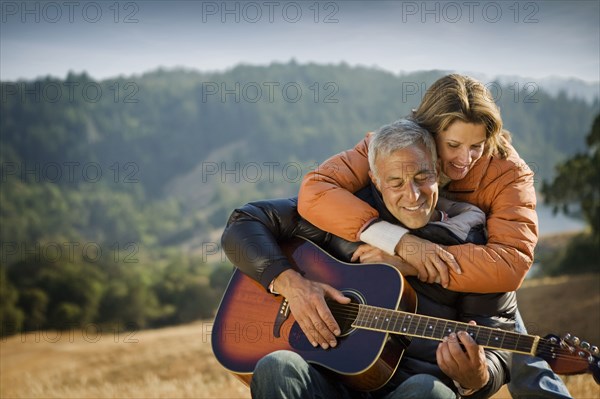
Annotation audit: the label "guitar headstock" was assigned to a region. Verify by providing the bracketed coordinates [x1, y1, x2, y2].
[538, 333, 600, 385]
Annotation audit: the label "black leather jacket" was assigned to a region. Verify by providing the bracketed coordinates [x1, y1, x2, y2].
[221, 185, 515, 398]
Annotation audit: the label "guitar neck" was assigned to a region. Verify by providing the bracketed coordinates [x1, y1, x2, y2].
[353, 303, 539, 355]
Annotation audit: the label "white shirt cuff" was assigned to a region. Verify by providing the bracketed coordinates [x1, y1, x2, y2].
[359, 220, 408, 255]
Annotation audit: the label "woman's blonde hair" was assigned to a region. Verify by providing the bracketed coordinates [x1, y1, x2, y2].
[413, 74, 511, 158]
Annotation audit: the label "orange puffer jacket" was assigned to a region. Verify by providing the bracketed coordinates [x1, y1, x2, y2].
[298, 133, 538, 293]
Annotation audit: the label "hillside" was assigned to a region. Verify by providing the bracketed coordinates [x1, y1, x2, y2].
[1, 273, 599, 399]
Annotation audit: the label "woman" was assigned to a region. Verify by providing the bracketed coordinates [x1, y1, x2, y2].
[297, 74, 572, 398]
[298, 74, 537, 293]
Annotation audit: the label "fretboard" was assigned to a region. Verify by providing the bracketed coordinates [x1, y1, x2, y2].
[353, 304, 538, 355]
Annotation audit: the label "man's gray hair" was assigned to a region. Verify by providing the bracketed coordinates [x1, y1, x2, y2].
[368, 119, 437, 183]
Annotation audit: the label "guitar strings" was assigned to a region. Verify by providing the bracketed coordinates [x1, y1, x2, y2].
[328, 302, 592, 362]
[324, 302, 595, 365]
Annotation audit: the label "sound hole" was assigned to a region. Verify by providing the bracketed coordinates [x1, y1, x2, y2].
[327, 289, 364, 338]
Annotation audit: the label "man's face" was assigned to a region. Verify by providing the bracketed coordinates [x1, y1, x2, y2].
[370, 143, 438, 229]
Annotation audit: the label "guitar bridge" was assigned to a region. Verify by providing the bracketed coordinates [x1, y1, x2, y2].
[273, 298, 290, 338]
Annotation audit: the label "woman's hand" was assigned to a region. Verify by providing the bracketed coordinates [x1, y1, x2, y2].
[394, 234, 461, 288]
[351, 244, 419, 277]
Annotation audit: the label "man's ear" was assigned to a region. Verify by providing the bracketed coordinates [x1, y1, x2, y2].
[369, 170, 379, 190]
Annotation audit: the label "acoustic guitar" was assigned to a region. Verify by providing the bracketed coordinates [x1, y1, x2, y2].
[212, 238, 600, 391]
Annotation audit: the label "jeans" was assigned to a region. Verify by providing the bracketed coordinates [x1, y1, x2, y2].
[250, 350, 457, 399]
[508, 310, 573, 398]
[380, 374, 456, 399]
[250, 350, 355, 399]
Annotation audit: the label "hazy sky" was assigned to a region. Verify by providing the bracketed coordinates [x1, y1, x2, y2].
[1, 0, 599, 81]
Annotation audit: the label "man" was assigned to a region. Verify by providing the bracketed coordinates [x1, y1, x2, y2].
[221, 119, 514, 398]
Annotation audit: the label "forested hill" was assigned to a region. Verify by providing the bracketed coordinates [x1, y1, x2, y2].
[3, 64, 598, 187]
[2, 63, 598, 248]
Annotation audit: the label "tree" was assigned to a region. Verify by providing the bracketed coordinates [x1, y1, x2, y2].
[542, 114, 600, 241]
[0, 267, 25, 336]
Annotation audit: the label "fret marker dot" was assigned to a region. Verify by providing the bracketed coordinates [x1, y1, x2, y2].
[402, 328, 407, 332]
[429, 326, 433, 329]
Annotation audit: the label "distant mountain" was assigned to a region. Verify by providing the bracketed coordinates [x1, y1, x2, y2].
[466, 72, 599, 103]
[532, 76, 599, 103]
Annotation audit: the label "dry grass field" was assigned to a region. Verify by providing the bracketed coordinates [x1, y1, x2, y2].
[1, 273, 599, 399]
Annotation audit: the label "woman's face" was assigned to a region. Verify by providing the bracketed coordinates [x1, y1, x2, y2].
[436, 121, 487, 181]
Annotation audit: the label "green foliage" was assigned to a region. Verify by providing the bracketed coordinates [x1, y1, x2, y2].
[1, 249, 226, 336]
[210, 263, 235, 293]
[497, 90, 598, 181]
[18, 288, 48, 330]
[0, 267, 25, 335]
[542, 115, 600, 240]
[7, 258, 106, 330]
[152, 255, 223, 326]
[97, 278, 164, 329]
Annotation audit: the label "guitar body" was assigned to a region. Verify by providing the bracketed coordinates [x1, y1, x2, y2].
[211, 237, 417, 391]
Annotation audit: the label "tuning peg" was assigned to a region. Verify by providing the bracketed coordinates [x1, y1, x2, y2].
[563, 333, 572, 341]
[580, 341, 590, 350]
[572, 336, 580, 346]
[578, 351, 587, 358]
[591, 346, 599, 355]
